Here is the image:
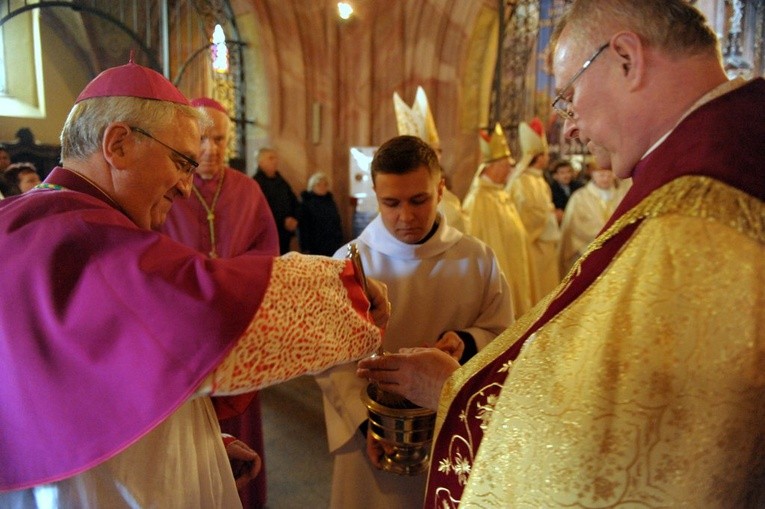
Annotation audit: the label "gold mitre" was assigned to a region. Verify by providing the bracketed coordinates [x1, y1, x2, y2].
[393, 86, 440, 150]
[518, 117, 549, 157]
[479, 122, 512, 163]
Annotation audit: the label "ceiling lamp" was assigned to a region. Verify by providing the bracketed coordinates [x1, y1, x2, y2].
[337, 2, 354, 20]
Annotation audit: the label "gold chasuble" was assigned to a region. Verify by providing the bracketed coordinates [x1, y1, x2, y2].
[425, 73, 765, 509]
[449, 177, 764, 507]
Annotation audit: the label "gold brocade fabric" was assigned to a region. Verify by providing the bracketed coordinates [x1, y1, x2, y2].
[440, 176, 765, 508]
[212, 253, 381, 393]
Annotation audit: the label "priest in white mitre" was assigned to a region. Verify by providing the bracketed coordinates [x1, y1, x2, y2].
[507, 118, 561, 303]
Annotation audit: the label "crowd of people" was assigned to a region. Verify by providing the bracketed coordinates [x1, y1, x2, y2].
[0, 0, 761, 508]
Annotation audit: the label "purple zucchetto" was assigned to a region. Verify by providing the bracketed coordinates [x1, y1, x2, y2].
[75, 52, 189, 105]
[190, 97, 228, 114]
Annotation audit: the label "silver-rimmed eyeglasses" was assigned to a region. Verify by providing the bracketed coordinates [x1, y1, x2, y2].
[551, 42, 610, 120]
[130, 126, 199, 175]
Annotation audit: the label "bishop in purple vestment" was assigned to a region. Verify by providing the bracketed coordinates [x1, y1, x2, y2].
[0, 58, 388, 508]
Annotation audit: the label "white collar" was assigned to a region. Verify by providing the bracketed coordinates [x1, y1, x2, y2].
[358, 212, 463, 260]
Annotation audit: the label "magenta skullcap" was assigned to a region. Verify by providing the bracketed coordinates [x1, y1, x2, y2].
[190, 97, 228, 114]
[75, 52, 189, 105]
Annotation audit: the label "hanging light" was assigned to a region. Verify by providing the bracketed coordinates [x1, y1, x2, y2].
[337, 2, 354, 20]
[210, 24, 229, 74]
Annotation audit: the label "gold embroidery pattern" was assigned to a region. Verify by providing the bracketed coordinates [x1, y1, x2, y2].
[563, 176, 764, 290]
[436, 382, 503, 482]
[452, 177, 765, 507]
[430, 302, 552, 508]
[212, 254, 380, 393]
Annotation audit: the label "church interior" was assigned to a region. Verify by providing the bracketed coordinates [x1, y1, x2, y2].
[2, 0, 762, 229]
[1, 1, 763, 507]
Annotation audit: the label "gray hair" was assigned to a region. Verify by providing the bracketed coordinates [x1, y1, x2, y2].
[307, 172, 328, 192]
[256, 147, 276, 162]
[60, 97, 206, 160]
[553, 0, 719, 61]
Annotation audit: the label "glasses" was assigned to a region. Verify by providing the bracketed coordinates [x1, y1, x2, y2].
[130, 126, 199, 175]
[551, 42, 610, 120]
